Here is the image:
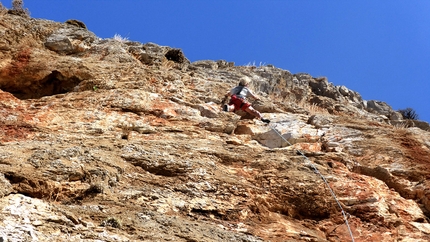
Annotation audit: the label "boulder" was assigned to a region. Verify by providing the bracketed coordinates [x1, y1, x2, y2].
[366, 100, 393, 116]
[390, 111, 404, 121]
[44, 34, 74, 54]
[308, 76, 343, 101]
[65, 19, 87, 29]
[338, 85, 350, 96]
[44, 26, 96, 54]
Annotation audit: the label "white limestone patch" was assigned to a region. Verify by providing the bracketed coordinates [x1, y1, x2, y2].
[237, 113, 325, 148]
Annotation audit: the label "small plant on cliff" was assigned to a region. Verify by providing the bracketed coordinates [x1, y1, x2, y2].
[398, 107, 419, 120]
[112, 33, 128, 42]
[244, 61, 267, 68]
[10, 0, 30, 17]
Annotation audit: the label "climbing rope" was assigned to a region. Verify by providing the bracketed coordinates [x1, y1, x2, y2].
[268, 123, 355, 242]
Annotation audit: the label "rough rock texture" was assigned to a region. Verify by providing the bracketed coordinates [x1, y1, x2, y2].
[1, 12, 430, 242]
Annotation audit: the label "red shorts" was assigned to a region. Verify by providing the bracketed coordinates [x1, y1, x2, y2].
[229, 95, 251, 111]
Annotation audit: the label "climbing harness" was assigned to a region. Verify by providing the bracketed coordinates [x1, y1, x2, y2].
[268, 123, 355, 242]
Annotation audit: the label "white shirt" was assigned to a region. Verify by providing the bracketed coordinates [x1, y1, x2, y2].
[228, 86, 257, 99]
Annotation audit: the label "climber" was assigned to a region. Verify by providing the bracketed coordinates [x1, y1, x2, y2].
[222, 77, 270, 123]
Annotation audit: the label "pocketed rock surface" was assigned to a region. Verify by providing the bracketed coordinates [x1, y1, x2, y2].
[1, 12, 430, 242]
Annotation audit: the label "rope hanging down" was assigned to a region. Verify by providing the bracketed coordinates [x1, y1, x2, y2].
[268, 123, 355, 242]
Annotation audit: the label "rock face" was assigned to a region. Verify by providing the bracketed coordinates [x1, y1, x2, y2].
[1, 12, 430, 242]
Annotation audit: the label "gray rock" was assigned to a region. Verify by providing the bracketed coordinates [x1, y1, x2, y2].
[45, 34, 73, 54]
[338, 85, 350, 96]
[346, 89, 364, 105]
[44, 26, 96, 54]
[196, 103, 219, 118]
[0, 173, 13, 197]
[308, 114, 333, 129]
[390, 111, 404, 121]
[65, 19, 87, 29]
[97, 39, 137, 63]
[121, 146, 192, 177]
[309, 76, 343, 101]
[235, 113, 325, 148]
[366, 100, 393, 116]
[128, 46, 153, 64]
[126, 42, 190, 66]
[190, 60, 219, 70]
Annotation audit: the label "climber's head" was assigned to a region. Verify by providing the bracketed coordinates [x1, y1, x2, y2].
[239, 77, 251, 87]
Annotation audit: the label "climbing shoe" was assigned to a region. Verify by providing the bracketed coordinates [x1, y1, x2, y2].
[261, 118, 270, 123]
[223, 104, 228, 112]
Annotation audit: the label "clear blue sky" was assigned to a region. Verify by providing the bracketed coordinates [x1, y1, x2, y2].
[3, 1, 429, 122]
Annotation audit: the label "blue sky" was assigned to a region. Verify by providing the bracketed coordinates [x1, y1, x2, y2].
[3, 1, 429, 122]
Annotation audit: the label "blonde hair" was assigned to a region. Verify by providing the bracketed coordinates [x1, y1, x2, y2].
[239, 77, 251, 86]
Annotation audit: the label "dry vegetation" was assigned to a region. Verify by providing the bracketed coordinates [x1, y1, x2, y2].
[11, 0, 30, 17]
[112, 33, 129, 42]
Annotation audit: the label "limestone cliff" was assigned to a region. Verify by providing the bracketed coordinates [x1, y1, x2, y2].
[1, 12, 430, 242]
